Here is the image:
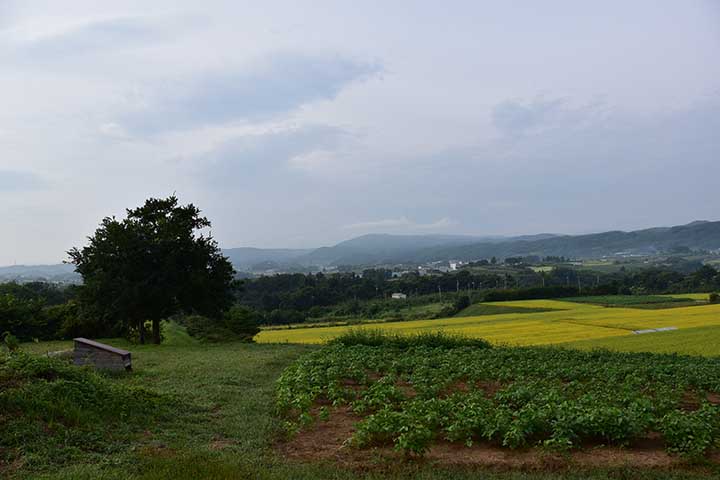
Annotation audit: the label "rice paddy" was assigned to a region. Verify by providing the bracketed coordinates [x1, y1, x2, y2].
[256, 295, 720, 355]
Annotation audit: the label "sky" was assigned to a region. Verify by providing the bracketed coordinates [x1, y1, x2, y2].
[1, 0, 719, 265]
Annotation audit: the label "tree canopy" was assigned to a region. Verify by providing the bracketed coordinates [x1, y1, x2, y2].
[68, 196, 235, 343]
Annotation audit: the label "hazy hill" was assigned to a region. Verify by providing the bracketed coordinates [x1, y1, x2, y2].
[3, 221, 719, 278]
[299, 234, 494, 266]
[411, 220, 720, 262]
[222, 247, 312, 270]
[0, 264, 79, 283]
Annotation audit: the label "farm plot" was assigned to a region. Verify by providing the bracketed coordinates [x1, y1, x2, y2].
[257, 298, 720, 352]
[277, 335, 720, 465]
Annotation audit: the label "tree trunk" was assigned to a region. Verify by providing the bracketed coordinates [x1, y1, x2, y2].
[152, 319, 161, 344]
[138, 320, 145, 344]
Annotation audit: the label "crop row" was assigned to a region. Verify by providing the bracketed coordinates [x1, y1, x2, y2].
[277, 341, 720, 457]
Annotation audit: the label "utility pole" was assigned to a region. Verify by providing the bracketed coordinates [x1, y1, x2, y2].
[438, 284, 442, 300]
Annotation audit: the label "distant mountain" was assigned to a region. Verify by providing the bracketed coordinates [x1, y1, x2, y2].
[4, 220, 719, 279]
[410, 220, 720, 262]
[0, 264, 79, 283]
[221, 247, 313, 270]
[298, 234, 497, 266]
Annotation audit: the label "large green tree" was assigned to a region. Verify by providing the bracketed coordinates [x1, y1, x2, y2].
[68, 196, 235, 344]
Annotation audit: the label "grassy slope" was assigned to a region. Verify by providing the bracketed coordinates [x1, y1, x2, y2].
[565, 325, 720, 357]
[12, 337, 718, 480]
[454, 303, 556, 317]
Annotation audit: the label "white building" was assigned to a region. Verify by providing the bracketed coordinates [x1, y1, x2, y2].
[391, 293, 407, 300]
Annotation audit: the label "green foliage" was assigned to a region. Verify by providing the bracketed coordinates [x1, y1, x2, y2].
[709, 292, 719, 304]
[455, 303, 556, 317]
[0, 351, 171, 469]
[0, 293, 45, 340]
[483, 286, 580, 302]
[278, 343, 720, 458]
[68, 196, 236, 344]
[660, 403, 720, 458]
[565, 295, 695, 307]
[2, 331, 20, 352]
[453, 295, 471, 312]
[179, 306, 260, 343]
[329, 329, 492, 349]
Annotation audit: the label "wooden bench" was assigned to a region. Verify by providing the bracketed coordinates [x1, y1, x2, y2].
[73, 338, 132, 372]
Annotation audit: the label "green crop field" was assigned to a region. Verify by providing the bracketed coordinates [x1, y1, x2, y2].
[257, 295, 720, 355]
[278, 333, 720, 461]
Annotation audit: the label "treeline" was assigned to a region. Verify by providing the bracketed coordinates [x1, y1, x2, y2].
[235, 264, 720, 325]
[0, 282, 81, 341]
[3, 264, 720, 338]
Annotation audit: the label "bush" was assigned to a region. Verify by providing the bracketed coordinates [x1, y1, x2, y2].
[330, 329, 492, 349]
[453, 295, 471, 312]
[224, 306, 261, 340]
[180, 306, 260, 342]
[0, 294, 45, 341]
[709, 292, 719, 304]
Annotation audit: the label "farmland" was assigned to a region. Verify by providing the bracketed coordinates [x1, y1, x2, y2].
[257, 295, 720, 354]
[7, 295, 720, 479]
[278, 332, 720, 464]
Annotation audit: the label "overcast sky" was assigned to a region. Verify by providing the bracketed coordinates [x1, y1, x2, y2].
[1, 1, 719, 264]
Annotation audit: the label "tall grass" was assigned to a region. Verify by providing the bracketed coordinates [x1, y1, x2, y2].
[329, 329, 492, 349]
[0, 351, 172, 471]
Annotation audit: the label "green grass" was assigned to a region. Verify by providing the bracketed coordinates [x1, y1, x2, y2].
[455, 303, 558, 317]
[330, 329, 492, 349]
[566, 325, 720, 357]
[9, 319, 720, 479]
[562, 295, 700, 308]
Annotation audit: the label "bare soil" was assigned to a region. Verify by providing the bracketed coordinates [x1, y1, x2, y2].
[276, 405, 720, 471]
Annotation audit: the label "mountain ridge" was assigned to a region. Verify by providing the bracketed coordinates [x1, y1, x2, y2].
[1, 220, 718, 279]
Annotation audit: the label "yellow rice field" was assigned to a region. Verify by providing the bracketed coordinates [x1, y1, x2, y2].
[256, 297, 720, 352]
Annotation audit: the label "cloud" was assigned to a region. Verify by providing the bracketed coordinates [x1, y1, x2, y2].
[342, 217, 456, 231]
[491, 98, 607, 136]
[118, 53, 381, 134]
[194, 124, 350, 188]
[5, 15, 165, 60]
[0, 170, 45, 192]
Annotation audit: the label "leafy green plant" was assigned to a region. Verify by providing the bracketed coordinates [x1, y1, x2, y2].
[277, 342, 720, 457]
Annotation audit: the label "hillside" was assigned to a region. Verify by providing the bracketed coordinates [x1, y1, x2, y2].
[4, 221, 719, 277]
[222, 247, 312, 270]
[411, 220, 720, 262]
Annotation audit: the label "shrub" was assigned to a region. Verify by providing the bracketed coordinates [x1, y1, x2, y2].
[0, 294, 45, 341]
[180, 306, 260, 342]
[709, 292, 719, 304]
[330, 329, 492, 349]
[2, 332, 20, 352]
[453, 295, 471, 312]
[224, 306, 261, 340]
